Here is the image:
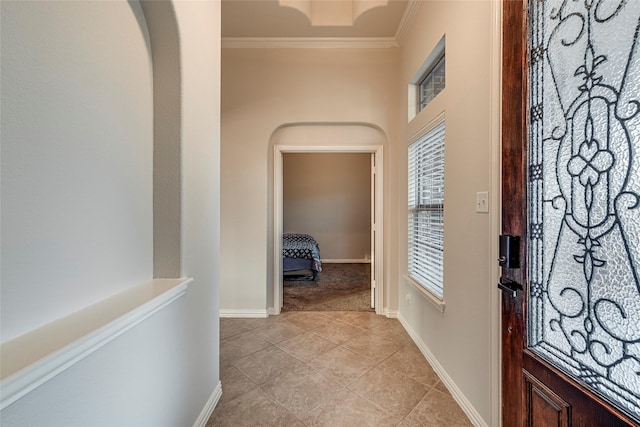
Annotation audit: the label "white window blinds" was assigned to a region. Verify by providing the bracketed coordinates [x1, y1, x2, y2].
[408, 121, 445, 299]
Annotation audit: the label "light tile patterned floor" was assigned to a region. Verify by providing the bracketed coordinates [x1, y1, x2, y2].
[209, 311, 473, 427]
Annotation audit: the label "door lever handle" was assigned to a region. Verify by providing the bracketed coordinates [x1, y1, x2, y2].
[498, 278, 522, 298]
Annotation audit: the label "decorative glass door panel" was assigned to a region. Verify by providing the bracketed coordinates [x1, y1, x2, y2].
[527, 0, 640, 422]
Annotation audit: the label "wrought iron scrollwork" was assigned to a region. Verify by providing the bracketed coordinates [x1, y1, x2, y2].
[528, 0, 640, 421]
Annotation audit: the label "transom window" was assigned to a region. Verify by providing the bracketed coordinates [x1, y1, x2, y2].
[408, 120, 445, 299]
[408, 36, 446, 122]
[417, 55, 445, 112]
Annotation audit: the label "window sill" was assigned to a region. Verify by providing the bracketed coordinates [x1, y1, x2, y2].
[0, 278, 192, 409]
[404, 275, 445, 313]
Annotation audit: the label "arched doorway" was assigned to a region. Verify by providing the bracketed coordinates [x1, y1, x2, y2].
[271, 123, 385, 315]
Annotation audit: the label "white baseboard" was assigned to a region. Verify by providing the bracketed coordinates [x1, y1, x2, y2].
[321, 259, 371, 264]
[192, 381, 222, 427]
[219, 309, 268, 318]
[384, 309, 399, 318]
[398, 314, 488, 427]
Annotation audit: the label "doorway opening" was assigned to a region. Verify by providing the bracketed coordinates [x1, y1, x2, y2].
[282, 152, 372, 312]
[274, 144, 383, 315]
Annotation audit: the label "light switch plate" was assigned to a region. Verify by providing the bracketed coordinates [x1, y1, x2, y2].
[476, 191, 489, 213]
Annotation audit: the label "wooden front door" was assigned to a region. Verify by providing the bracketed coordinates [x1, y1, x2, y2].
[501, 1, 640, 425]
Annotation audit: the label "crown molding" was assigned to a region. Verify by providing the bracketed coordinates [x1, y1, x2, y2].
[222, 0, 418, 49]
[394, 0, 421, 43]
[222, 37, 399, 49]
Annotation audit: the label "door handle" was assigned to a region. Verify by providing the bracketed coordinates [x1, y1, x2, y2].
[498, 278, 522, 298]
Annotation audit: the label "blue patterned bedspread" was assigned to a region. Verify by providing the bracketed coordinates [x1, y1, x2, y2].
[282, 233, 322, 272]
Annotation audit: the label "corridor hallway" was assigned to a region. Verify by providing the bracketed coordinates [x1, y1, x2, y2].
[210, 311, 472, 426]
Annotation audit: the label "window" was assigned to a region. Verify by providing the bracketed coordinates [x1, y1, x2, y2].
[418, 55, 445, 112]
[408, 120, 445, 299]
[407, 35, 445, 121]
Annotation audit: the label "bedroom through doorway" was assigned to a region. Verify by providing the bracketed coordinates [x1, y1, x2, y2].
[273, 145, 383, 315]
[282, 153, 372, 312]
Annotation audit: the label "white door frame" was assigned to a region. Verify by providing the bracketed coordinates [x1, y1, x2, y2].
[273, 144, 384, 315]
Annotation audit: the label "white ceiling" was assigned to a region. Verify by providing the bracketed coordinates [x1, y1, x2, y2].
[221, 0, 410, 39]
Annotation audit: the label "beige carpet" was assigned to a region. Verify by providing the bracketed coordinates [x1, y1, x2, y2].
[283, 263, 373, 312]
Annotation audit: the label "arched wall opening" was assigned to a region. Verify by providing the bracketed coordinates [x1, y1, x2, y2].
[269, 123, 386, 314]
[139, 1, 182, 278]
[1, 2, 221, 424]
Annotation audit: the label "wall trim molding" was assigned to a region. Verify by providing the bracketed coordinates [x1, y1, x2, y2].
[222, 37, 398, 49]
[0, 278, 191, 410]
[221, 1, 422, 50]
[404, 274, 446, 313]
[384, 309, 399, 319]
[394, 0, 422, 43]
[219, 309, 269, 318]
[273, 142, 385, 316]
[398, 314, 488, 427]
[222, 1, 422, 50]
[489, 1, 503, 424]
[192, 381, 222, 427]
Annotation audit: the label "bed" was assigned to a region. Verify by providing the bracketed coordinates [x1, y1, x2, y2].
[282, 233, 322, 280]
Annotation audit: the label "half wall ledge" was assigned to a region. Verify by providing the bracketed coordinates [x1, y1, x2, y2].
[0, 278, 192, 410]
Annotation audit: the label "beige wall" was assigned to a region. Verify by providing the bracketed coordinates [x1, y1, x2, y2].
[396, 1, 500, 425]
[1, 2, 221, 424]
[1, 0, 153, 342]
[283, 153, 371, 261]
[221, 48, 398, 314]
[220, 2, 500, 423]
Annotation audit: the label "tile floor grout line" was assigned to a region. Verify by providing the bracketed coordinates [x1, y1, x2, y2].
[343, 381, 407, 423]
[216, 313, 472, 426]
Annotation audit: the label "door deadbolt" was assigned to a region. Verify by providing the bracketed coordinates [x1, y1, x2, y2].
[498, 235, 520, 268]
